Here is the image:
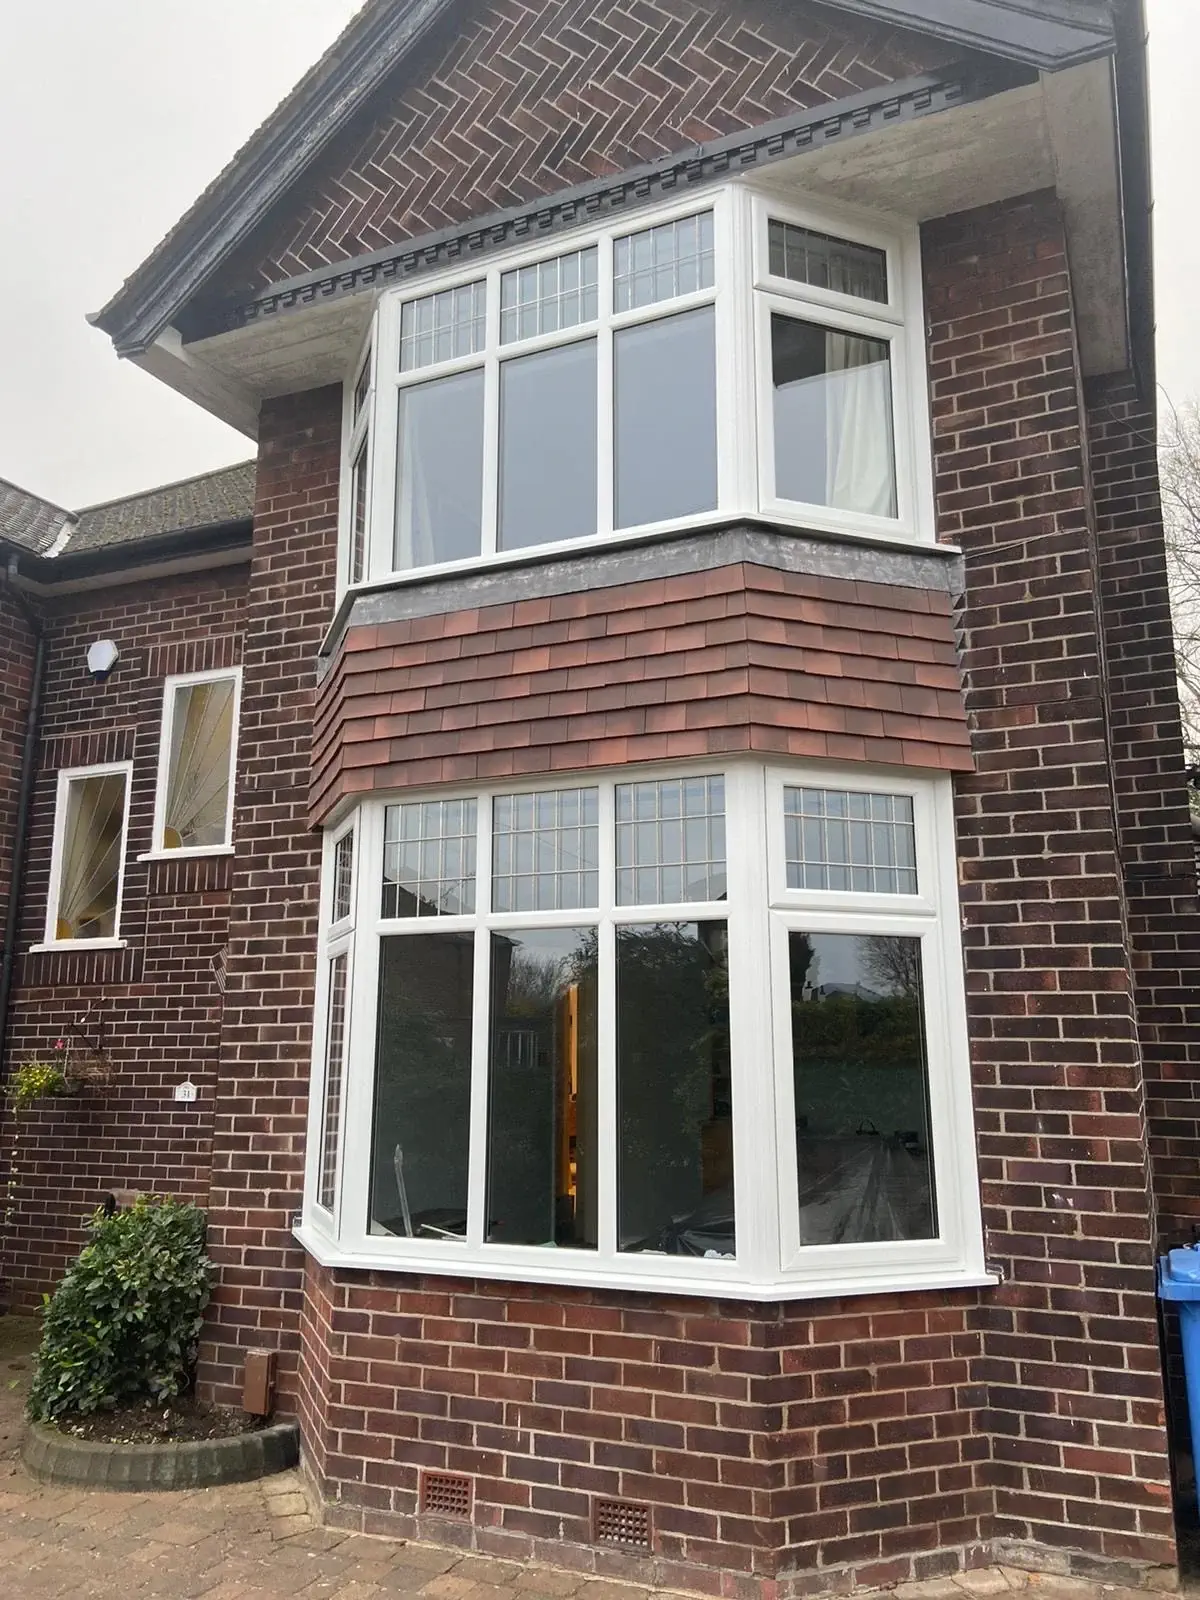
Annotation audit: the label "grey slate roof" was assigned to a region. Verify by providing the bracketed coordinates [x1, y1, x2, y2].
[0, 461, 255, 562]
[0, 478, 72, 555]
[69, 461, 256, 554]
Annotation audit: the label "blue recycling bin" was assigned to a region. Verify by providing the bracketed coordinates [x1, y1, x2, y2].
[1158, 1247, 1200, 1462]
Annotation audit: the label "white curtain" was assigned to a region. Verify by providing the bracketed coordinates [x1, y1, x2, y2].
[824, 332, 897, 519]
[57, 774, 125, 939]
[163, 679, 234, 849]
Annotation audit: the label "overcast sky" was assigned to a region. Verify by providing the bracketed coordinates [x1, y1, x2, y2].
[0, 1, 1195, 511]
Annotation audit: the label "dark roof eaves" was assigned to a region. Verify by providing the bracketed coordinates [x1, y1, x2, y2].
[97, 0, 1114, 361]
[94, 0, 454, 357]
[13, 516, 253, 586]
[815, 1, 1115, 70]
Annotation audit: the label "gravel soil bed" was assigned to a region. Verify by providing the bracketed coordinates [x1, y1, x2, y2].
[54, 1398, 264, 1445]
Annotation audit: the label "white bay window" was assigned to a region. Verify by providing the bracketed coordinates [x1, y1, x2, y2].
[301, 762, 987, 1300]
[338, 186, 932, 589]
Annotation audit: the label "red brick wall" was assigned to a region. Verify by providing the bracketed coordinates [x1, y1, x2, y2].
[923, 192, 1173, 1572]
[312, 565, 972, 824]
[0, 570, 246, 1304]
[196, 386, 341, 1408]
[214, 0, 951, 301]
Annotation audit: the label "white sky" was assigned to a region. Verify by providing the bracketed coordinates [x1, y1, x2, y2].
[0, 0, 1194, 510]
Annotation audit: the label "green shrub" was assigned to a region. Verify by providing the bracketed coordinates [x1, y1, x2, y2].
[28, 1197, 212, 1423]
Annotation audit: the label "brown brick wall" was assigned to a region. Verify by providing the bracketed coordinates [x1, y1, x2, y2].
[312, 565, 973, 824]
[197, 386, 342, 1409]
[299, 1260, 993, 1598]
[0, 584, 37, 946]
[923, 192, 1173, 1571]
[0, 570, 246, 1304]
[211, 0, 952, 301]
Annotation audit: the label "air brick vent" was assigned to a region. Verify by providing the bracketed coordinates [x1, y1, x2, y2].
[421, 1471, 473, 1519]
[594, 1497, 651, 1549]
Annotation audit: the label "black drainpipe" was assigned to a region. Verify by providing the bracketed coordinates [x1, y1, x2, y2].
[0, 556, 46, 1082]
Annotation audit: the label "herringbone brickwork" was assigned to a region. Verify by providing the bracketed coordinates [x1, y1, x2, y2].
[217, 0, 952, 297]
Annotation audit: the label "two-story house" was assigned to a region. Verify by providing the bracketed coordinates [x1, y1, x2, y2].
[3, 1, 1195, 1595]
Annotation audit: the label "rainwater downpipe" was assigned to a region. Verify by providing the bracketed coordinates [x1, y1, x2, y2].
[0, 556, 46, 1082]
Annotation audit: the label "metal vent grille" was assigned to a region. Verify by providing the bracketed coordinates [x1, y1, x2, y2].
[421, 1471, 473, 1519]
[594, 1497, 651, 1549]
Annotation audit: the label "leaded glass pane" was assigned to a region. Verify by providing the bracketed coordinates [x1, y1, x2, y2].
[317, 953, 348, 1211]
[493, 788, 599, 911]
[615, 776, 725, 904]
[500, 247, 598, 343]
[784, 787, 917, 894]
[332, 832, 354, 923]
[382, 798, 477, 917]
[400, 280, 486, 372]
[767, 220, 888, 303]
[614, 211, 715, 311]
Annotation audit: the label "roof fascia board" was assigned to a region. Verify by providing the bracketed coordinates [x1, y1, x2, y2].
[815, 1, 1114, 69]
[95, 0, 454, 357]
[4, 518, 253, 589]
[99, 0, 1111, 362]
[186, 60, 1032, 343]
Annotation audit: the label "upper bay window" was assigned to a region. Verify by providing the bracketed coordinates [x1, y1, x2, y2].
[301, 762, 987, 1301]
[338, 187, 930, 590]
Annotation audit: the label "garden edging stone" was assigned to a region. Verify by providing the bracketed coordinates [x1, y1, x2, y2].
[21, 1418, 299, 1490]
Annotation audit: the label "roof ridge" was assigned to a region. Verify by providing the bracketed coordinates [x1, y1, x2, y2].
[73, 458, 256, 516]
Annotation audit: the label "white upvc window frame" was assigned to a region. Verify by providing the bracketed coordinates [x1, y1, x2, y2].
[145, 667, 243, 860]
[304, 814, 358, 1238]
[298, 758, 990, 1302]
[35, 760, 134, 952]
[335, 182, 934, 600]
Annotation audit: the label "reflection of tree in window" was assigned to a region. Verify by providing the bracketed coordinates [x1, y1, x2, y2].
[617, 922, 734, 1257]
[788, 931, 935, 1245]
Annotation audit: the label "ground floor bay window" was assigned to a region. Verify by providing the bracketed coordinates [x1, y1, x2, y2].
[299, 762, 989, 1299]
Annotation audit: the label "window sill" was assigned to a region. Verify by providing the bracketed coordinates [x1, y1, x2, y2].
[293, 1222, 998, 1304]
[137, 846, 235, 863]
[28, 939, 128, 954]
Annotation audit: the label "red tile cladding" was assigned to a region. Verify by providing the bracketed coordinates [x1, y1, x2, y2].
[311, 565, 972, 821]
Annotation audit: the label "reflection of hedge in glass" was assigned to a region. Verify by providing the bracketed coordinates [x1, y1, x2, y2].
[616, 922, 733, 1255]
[369, 935, 474, 1239]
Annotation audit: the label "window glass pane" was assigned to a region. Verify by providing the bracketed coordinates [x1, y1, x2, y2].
[614, 211, 714, 311]
[54, 773, 126, 940]
[771, 315, 897, 519]
[499, 340, 597, 551]
[784, 787, 916, 894]
[493, 788, 598, 911]
[163, 678, 235, 850]
[617, 922, 733, 1257]
[500, 246, 598, 342]
[383, 799, 477, 917]
[353, 353, 371, 417]
[788, 932, 935, 1245]
[767, 220, 888, 303]
[395, 369, 484, 569]
[400, 280, 486, 372]
[350, 440, 368, 584]
[332, 832, 354, 923]
[486, 928, 598, 1249]
[615, 308, 716, 529]
[615, 776, 725, 904]
[370, 935, 474, 1239]
[318, 953, 348, 1212]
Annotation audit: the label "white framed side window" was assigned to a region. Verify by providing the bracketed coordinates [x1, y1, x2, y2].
[39, 761, 133, 949]
[149, 668, 242, 857]
[335, 182, 934, 597]
[299, 759, 988, 1302]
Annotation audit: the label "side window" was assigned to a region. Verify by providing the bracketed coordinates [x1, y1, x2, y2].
[153, 670, 240, 853]
[44, 764, 132, 945]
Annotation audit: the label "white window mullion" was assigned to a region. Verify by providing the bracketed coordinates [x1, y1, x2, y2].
[596, 780, 618, 1261]
[481, 269, 501, 557]
[370, 299, 398, 582]
[720, 186, 756, 517]
[596, 233, 615, 538]
[465, 796, 493, 1247]
[336, 804, 384, 1248]
[724, 763, 780, 1282]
